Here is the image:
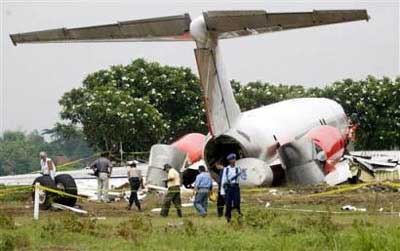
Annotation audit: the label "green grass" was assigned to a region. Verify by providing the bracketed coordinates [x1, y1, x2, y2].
[2, 185, 400, 251]
[1, 206, 400, 251]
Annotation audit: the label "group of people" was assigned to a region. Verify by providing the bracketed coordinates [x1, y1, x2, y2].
[159, 153, 247, 222]
[40, 150, 247, 222]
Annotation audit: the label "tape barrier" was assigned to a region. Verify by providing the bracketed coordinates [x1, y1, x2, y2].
[38, 185, 87, 201]
[53, 151, 150, 171]
[2, 180, 400, 204]
[0, 185, 33, 194]
[304, 183, 369, 198]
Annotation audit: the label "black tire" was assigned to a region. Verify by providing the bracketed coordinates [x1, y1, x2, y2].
[32, 176, 57, 210]
[54, 174, 77, 207]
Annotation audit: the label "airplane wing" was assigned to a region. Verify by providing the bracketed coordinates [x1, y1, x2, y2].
[10, 14, 192, 45]
[203, 10, 369, 39]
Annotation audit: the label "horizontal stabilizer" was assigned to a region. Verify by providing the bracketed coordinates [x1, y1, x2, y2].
[203, 9, 369, 39]
[10, 14, 192, 45]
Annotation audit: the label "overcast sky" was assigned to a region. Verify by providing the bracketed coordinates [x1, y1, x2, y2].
[1, 0, 399, 134]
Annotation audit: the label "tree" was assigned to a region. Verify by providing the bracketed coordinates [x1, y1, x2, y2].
[59, 59, 207, 152]
[320, 76, 400, 149]
[233, 76, 400, 150]
[43, 123, 94, 160]
[233, 80, 308, 111]
[0, 131, 46, 175]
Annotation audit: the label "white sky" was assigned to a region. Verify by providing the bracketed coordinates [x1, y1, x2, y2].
[1, 0, 399, 134]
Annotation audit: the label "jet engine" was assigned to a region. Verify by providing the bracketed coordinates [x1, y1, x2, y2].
[279, 125, 346, 185]
[146, 133, 206, 188]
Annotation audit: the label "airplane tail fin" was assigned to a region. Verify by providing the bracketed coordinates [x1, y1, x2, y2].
[194, 46, 241, 137]
[10, 9, 369, 137]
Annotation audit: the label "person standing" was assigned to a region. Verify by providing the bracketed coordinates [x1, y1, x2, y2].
[221, 153, 247, 222]
[39, 152, 56, 180]
[160, 164, 182, 217]
[215, 162, 225, 217]
[127, 160, 143, 211]
[193, 165, 213, 217]
[90, 153, 113, 202]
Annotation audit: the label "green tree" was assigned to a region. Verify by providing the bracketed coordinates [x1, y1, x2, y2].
[0, 131, 46, 175]
[320, 76, 400, 149]
[43, 123, 94, 160]
[234, 80, 307, 111]
[233, 76, 400, 150]
[59, 59, 206, 152]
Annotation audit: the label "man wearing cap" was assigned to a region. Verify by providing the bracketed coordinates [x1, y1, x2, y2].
[221, 153, 247, 222]
[193, 165, 213, 217]
[39, 151, 56, 180]
[127, 160, 143, 211]
[160, 164, 182, 217]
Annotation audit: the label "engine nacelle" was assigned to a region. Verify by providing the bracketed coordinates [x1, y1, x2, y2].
[279, 125, 346, 185]
[146, 133, 206, 188]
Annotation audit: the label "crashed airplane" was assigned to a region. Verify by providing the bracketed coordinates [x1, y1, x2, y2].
[6, 9, 398, 209]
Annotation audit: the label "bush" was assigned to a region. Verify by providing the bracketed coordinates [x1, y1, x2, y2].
[182, 219, 197, 236]
[243, 208, 277, 229]
[116, 215, 152, 241]
[0, 232, 31, 251]
[0, 215, 15, 230]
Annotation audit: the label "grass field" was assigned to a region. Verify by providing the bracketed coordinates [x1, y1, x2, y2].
[1, 184, 400, 251]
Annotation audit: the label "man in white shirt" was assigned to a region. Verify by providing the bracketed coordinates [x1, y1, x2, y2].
[40, 152, 56, 180]
[160, 164, 182, 217]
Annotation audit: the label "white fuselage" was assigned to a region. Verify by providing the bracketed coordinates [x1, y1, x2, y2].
[204, 98, 349, 168]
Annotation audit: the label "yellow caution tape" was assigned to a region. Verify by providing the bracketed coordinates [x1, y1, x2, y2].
[305, 183, 369, 198]
[0, 185, 33, 194]
[38, 185, 86, 201]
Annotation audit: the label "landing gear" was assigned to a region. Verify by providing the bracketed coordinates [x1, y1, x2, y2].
[32, 176, 56, 210]
[54, 174, 78, 207]
[31, 174, 78, 209]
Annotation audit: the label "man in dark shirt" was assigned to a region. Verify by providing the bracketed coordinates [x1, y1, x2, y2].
[215, 162, 225, 217]
[90, 153, 113, 202]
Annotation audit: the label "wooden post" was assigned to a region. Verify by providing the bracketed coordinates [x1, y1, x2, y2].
[34, 182, 40, 220]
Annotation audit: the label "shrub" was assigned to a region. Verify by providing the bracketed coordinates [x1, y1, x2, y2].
[0, 215, 15, 230]
[0, 232, 31, 251]
[116, 215, 152, 241]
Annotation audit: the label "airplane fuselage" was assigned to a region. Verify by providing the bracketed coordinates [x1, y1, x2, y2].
[203, 97, 349, 186]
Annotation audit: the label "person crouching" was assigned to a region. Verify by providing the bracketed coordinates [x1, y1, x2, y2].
[127, 160, 143, 211]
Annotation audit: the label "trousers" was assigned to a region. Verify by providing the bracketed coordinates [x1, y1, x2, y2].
[225, 184, 241, 221]
[194, 188, 209, 216]
[97, 172, 109, 202]
[160, 186, 182, 217]
[128, 177, 141, 210]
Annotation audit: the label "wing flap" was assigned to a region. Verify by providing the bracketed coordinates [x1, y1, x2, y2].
[10, 14, 192, 45]
[203, 10, 369, 39]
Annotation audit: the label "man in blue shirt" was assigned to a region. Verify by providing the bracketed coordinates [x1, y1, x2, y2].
[221, 153, 247, 222]
[193, 165, 213, 217]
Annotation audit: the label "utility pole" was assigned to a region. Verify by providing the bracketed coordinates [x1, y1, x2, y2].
[120, 141, 124, 166]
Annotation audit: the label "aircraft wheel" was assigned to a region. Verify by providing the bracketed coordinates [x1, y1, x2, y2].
[54, 174, 78, 207]
[31, 176, 57, 210]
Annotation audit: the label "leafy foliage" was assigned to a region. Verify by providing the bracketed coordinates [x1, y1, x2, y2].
[0, 128, 93, 175]
[233, 76, 400, 150]
[59, 58, 207, 152]
[320, 76, 400, 149]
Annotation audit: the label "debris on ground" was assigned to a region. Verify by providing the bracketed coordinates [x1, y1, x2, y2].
[51, 203, 88, 214]
[341, 204, 367, 212]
